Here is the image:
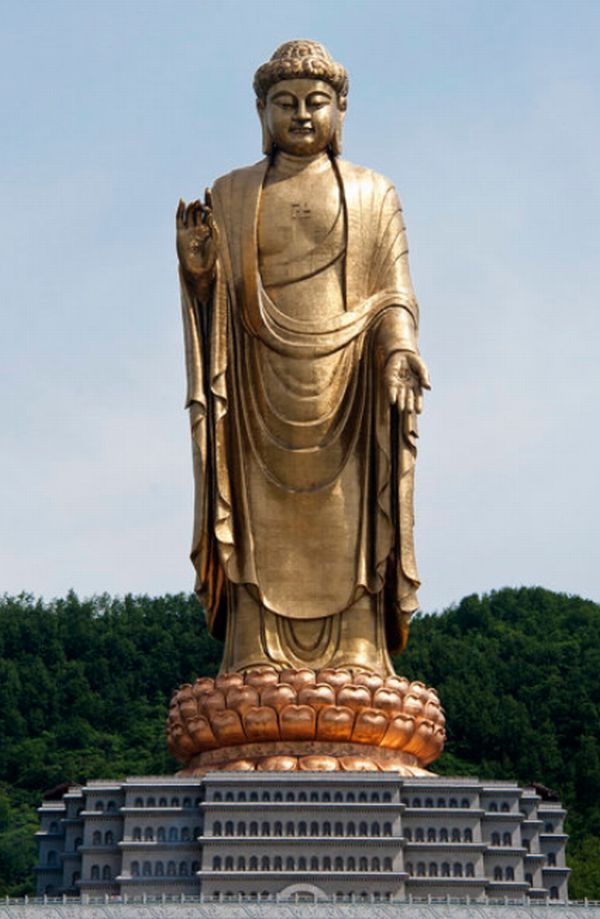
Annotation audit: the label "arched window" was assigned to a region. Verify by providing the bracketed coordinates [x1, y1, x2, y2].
[427, 827, 436, 842]
[310, 791, 319, 802]
[298, 856, 307, 870]
[102, 866, 111, 880]
[449, 798, 458, 808]
[250, 855, 258, 870]
[183, 797, 192, 808]
[429, 862, 438, 877]
[437, 797, 445, 807]
[461, 798, 470, 808]
[311, 855, 319, 870]
[213, 821, 222, 835]
[225, 856, 234, 870]
[92, 831, 102, 845]
[405, 827, 412, 841]
[545, 822, 554, 833]
[383, 791, 391, 802]
[405, 861, 413, 875]
[371, 821, 380, 835]
[213, 791, 222, 801]
[501, 802, 510, 812]
[225, 821, 234, 836]
[261, 856, 269, 871]
[95, 801, 104, 812]
[335, 791, 343, 802]
[144, 827, 153, 841]
[415, 827, 424, 842]
[225, 792, 234, 802]
[286, 791, 295, 802]
[506, 866, 514, 880]
[525, 872, 533, 885]
[494, 866, 503, 881]
[452, 828, 460, 842]
[298, 791, 307, 802]
[412, 797, 421, 808]
[298, 821, 307, 835]
[453, 862, 463, 877]
[425, 797, 433, 807]
[159, 797, 167, 807]
[440, 827, 449, 842]
[548, 852, 556, 866]
[286, 821, 295, 836]
[274, 856, 282, 870]
[359, 821, 368, 835]
[383, 856, 392, 871]
[213, 856, 222, 870]
[286, 856, 294, 870]
[503, 831, 512, 846]
[335, 821, 343, 836]
[261, 821, 269, 836]
[143, 861, 152, 877]
[250, 791, 258, 801]
[239, 856, 247, 870]
[237, 791, 246, 801]
[235, 822, 245, 837]
[335, 856, 344, 870]
[416, 861, 426, 877]
[170, 797, 179, 807]
[347, 821, 355, 836]
[181, 827, 190, 841]
[464, 828, 473, 842]
[154, 860, 163, 876]
[74, 837, 82, 850]
[384, 821, 392, 836]
[491, 831, 500, 846]
[347, 856, 356, 870]
[466, 862, 474, 877]
[274, 791, 282, 802]
[550, 886, 559, 900]
[358, 791, 367, 803]
[323, 791, 331, 802]
[489, 802, 498, 812]
[441, 862, 450, 877]
[49, 821, 59, 834]
[104, 831, 114, 845]
[323, 821, 331, 836]
[523, 838, 530, 850]
[372, 857, 380, 871]
[192, 860, 200, 873]
[71, 871, 80, 886]
[133, 825, 142, 841]
[250, 821, 258, 835]
[167, 860, 176, 876]
[347, 792, 355, 802]
[273, 821, 282, 836]
[323, 856, 331, 870]
[261, 791, 270, 802]
[169, 826, 178, 842]
[130, 861, 139, 877]
[179, 861, 188, 876]
[90, 865, 100, 880]
[359, 856, 368, 871]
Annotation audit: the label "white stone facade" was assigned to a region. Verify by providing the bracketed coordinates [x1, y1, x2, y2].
[35, 773, 569, 902]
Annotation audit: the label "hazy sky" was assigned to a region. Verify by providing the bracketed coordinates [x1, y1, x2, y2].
[1, 0, 599, 613]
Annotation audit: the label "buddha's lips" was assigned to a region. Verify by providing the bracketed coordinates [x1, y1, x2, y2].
[290, 127, 314, 134]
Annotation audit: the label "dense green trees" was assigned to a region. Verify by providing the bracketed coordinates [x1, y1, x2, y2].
[0, 586, 598, 895]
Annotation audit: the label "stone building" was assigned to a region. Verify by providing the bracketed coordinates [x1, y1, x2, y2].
[35, 773, 569, 901]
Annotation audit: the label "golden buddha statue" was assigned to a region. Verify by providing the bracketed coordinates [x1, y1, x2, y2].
[169, 41, 443, 774]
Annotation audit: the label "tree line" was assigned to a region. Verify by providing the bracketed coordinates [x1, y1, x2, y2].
[0, 586, 598, 895]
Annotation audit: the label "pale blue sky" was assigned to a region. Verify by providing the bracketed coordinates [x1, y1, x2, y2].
[1, 0, 599, 613]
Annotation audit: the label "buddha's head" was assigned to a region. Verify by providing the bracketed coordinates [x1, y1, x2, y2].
[254, 40, 349, 157]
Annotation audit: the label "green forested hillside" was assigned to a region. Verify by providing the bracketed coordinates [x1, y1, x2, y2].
[0, 587, 598, 896]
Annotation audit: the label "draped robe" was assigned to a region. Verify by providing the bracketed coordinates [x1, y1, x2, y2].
[180, 154, 422, 672]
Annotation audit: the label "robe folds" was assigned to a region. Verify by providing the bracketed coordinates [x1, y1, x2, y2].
[180, 155, 421, 659]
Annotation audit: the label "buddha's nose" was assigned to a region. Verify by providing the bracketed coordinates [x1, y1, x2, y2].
[295, 100, 310, 121]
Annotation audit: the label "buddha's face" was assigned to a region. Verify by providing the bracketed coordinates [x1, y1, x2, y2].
[260, 79, 341, 157]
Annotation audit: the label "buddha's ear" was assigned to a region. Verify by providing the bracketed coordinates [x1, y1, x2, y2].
[330, 106, 345, 157]
[256, 99, 274, 156]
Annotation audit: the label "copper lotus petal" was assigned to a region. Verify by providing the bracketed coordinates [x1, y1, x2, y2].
[316, 705, 355, 741]
[352, 671, 384, 692]
[178, 698, 199, 720]
[421, 725, 445, 765]
[176, 685, 194, 703]
[298, 683, 335, 710]
[187, 716, 217, 750]
[226, 685, 259, 715]
[244, 668, 279, 689]
[260, 683, 297, 711]
[215, 673, 244, 692]
[169, 725, 197, 758]
[372, 688, 403, 717]
[337, 684, 371, 711]
[385, 675, 410, 696]
[223, 758, 257, 771]
[257, 755, 298, 771]
[380, 714, 416, 750]
[298, 755, 339, 771]
[339, 755, 379, 772]
[402, 693, 424, 717]
[316, 668, 351, 689]
[242, 705, 280, 742]
[351, 708, 389, 745]
[280, 704, 316, 740]
[424, 700, 442, 722]
[191, 678, 215, 696]
[199, 690, 226, 717]
[279, 668, 316, 691]
[404, 719, 434, 758]
[209, 709, 246, 745]
[409, 681, 428, 699]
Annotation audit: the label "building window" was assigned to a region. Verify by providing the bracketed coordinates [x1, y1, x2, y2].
[274, 856, 282, 870]
[372, 857, 380, 871]
[550, 886, 559, 900]
[236, 822, 245, 837]
[335, 856, 343, 871]
[489, 802, 498, 812]
[90, 865, 100, 880]
[274, 821, 282, 836]
[286, 792, 295, 802]
[213, 856, 222, 870]
[466, 863, 474, 877]
[274, 791, 282, 802]
[311, 855, 319, 870]
[347, 856, 356, 871]
[159, 797, 167, 807]
[372, 821, 380, 835]
[298, 856, 307, 870]
[501, 802, 510, 812]
[405, 861, 413, 875]
[545, 822, 554, 833]
[506, 866, 514, 881]
[225, 792, 234, 802]
[261, 856, 269, 871]
[347, 792, 355, 802]
[213, 821, 222, 836]
[494, 867, 503, 881]
[183, 797, 192, 807]
[347, 821, 355, 836]
[167, 861, 176, 876]
[224, 821, 234, 836]
[412, 798, 421, 808]
[464, 828, 473, 842]
[359, 821, 368, 836]
[359, 856, 368, 871]
[107, 801, 117, 813]
[298, 821, 307, 836]
[323, 792, 331, 802]
[144, 827, 153, 841]
[155, 861, 163, 876]
[179, 862, 188, 876]
[181, 827, 190, 841]
[523, 838, 530, 850]
[452, 828, 460, 842]
[449, 798, 458, 808]
[437, 797, 445, 807]
[142, 861, 152, 877]
[429, 862, 438, 877]
[405, 827, 412, 841]
[170, 797, 179, 807]
[440, 828, 449, 842]
[105, 831, 114, 845]
[359, 792, 367, 803]
[441, 862, 450, 877]
[417, 862, 426, 877]
[415, 827, 424, 842]
[286, 821, 295, 836]
[169, 827, 178, 842]
[213, 792, 222, 802]
[250, 856, 258, 870]
[225, 856, 234, 870]
[250, 791, 258, 802]
[131, 862, 140, 877]
[335, 821, 343, 836]
[491, 831, 500, 846]
[286, 856, 294, 871]
[238, 791, 246, 801]
[383, 792, 391, 802]
[250, 821, 258, 835]
[453, 863, 463, 877]
[503, 831, 512, 846]
[298, 791, 306, 802]
[548, 852, 556, 866]
[147, 798, 156, 808]
[92, 831, 102, 846]
[95, 801, 104, 812]
[427, 828, 436, 842]
[425, 797, 433, 807]
[323, 856, 331, 870]
[525, 872, 533, 885]
[102, 866, 111, 881]
[384, 822, 392, 836]
[461, 798, 470, 808]
[49, 821, 59, 834]
[323, 821, 331, 836]
[383, 857, 392, 871]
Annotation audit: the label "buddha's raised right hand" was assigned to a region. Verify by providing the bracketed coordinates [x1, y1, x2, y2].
[176, 189, 218, 299]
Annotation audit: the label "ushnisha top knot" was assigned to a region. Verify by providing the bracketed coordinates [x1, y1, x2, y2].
[253, 39, 349, 108]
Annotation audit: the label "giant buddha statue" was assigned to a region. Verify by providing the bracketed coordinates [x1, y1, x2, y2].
[168, 40, 444, 774]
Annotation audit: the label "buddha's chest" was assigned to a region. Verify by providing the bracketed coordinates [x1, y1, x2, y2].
[258, 167, 344, 262]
